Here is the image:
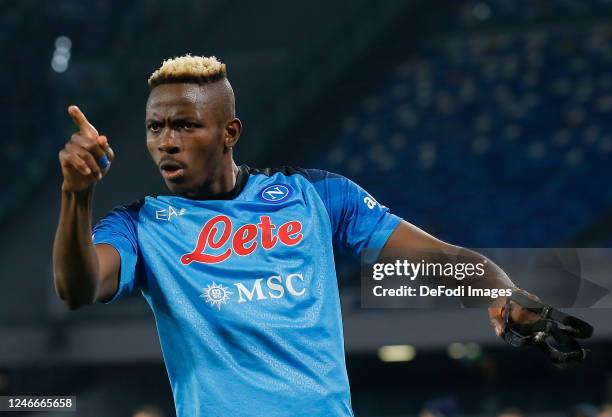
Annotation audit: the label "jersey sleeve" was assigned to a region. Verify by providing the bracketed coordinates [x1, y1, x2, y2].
[304, 169, 402, 258]
[91, 203, 143, 304]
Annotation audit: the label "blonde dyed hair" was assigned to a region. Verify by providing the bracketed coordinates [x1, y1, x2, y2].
[148, 55, 227, 88]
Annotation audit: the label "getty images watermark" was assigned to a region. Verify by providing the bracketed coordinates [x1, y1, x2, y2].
[361, 248, 612, 308]
[370, 257, 512, 299]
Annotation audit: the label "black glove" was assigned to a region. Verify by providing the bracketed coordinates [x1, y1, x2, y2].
[502, 290, 593, 368]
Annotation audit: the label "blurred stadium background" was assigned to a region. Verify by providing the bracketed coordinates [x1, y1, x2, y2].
[1, 0, 612, 416]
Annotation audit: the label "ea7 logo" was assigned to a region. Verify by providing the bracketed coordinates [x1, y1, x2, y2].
[259, 184, 292, 203]
[156, 205, 186, 221]
[234, 274, 305, 303]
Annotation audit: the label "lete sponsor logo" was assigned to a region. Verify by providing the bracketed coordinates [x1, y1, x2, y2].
[181, 215, 303, 265]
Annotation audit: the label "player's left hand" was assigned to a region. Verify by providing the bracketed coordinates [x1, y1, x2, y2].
[488, 290, 541, 337]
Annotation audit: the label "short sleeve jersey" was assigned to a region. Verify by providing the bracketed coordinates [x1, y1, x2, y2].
[92, 165, 401, 417]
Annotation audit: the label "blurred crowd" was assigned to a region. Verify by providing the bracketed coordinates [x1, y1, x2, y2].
[419, 399, 612, 417]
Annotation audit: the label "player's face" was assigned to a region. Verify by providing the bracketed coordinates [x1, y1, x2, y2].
[145, 83, 228, 197]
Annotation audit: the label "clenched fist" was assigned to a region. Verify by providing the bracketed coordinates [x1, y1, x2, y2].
[59, 105, 114, 193]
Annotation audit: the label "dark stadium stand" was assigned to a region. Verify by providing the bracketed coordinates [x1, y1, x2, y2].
[323, 24, 612, 247]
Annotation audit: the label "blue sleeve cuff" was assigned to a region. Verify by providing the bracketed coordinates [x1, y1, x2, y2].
[362, 214, 402, 263]
[367, 213, 402, 249]
[93, 240, 138, 304]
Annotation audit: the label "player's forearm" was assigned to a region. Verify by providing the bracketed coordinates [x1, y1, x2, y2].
[454, 246, 517, 306]
[458, 247, 515, 287]
[52, 188, 101, 309]
[384, 222, 519, 306]
[391, 243, 517, 306]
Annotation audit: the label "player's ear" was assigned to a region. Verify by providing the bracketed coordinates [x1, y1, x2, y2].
[224, 118, 242, 149]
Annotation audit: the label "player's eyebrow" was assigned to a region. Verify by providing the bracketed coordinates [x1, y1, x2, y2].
[171, 117, 200, 124]
[145, 114, 195, 121]
[145, 117, 203, 127]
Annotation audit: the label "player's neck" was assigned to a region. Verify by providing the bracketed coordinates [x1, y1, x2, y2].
[187, 161, 241, 200]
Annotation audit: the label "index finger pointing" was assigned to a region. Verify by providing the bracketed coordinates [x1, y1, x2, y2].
[68, 105, 98, 136]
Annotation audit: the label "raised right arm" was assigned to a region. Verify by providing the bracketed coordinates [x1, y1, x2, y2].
[52, 105, 119, 309]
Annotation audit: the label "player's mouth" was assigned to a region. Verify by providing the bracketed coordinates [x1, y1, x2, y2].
[159, 159, 186, 181]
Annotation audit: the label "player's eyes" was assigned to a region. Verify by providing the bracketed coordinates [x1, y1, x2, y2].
[148, 121, 199, 132]
[147, 122, 161, 132]
[179, 122, 197, 130]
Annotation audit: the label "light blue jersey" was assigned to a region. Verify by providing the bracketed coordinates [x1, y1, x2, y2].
[92, 165, 401, 417]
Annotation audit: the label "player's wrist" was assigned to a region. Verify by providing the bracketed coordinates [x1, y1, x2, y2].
[61, 183, 95, 202]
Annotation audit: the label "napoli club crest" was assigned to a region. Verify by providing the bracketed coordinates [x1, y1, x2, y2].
[259, 184, 292, 203]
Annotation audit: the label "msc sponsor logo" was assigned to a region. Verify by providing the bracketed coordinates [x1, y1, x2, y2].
[200, 273, 306, 310]
[259, 184, 292, 203]
[201, 282, 232, 310]
[181, 215, 303, 265]
[234, 274, 305, 303]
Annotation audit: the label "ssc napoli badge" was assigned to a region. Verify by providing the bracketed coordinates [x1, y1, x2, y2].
[259, 184, 293, 203]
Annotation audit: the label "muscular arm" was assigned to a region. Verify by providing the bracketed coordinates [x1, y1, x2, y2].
[52, 105, 117, 310]
[384, 219, 534, 335]
[385, 219, 516, 291]
[52, 189, 120, 309]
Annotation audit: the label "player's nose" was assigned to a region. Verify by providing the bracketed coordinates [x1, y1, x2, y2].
[158, 129, 181, 154]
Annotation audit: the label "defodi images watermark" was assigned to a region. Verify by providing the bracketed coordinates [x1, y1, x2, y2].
[361, 248, 612, 309]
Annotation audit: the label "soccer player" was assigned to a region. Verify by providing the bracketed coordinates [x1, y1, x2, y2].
[53, 56, 534, 417]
